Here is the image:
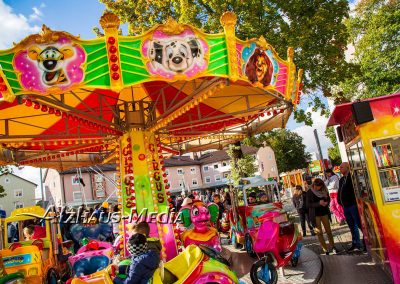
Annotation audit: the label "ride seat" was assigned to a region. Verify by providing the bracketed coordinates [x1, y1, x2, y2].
[152, 245, 203, 284]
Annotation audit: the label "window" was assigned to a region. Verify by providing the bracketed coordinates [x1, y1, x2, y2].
[192, 179, 198, 186]
[223, 172, 229, 178]
[203, 166, 209, 172]
[190, 167, 196, 174]
[72, 175, 80, 185]
[179, 180, 184, 188]
[165, 169, 170, 176]
[213, 164, 219, 169]
[15, 202, 23, 209]
[205, 177, 211, 183]
[260, 162, 264, 171]
[371, 137, 400, 203]
[268, 154, 272, 160]
[73, 192, 83, 201]
[222, 161, 228, 167]
[271, 166, 275, 172]
[4, 177, 10, 184]
[14, 189, 23, 198]
[177, 168, 184, 175]
[215, 175, 221, 182]
[94, 175, 105, 198]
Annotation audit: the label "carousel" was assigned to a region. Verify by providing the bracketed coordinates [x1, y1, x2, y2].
[0, 11, 302, 283]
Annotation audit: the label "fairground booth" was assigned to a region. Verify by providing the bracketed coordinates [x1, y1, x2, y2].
[0, 11, 302, 264]
[328, 93, 400, 283]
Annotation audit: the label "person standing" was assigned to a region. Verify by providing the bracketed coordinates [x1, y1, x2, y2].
[307, 178, 336, 255]
[293, 185, 315, 237]
[325, 168, 346, 225]
[338, 162, 363, 251]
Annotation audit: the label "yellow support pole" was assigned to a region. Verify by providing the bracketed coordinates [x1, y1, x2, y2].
[220, 12, 239, 82]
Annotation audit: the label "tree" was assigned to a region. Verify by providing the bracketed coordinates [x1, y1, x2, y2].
[325, 127, 342, 166]
[335, 0, 400, 101]
[227, 144, 257, 186]
[257, 129, 311, 173]
[0, 184, 6, 198]
[100, 0, 352, 125]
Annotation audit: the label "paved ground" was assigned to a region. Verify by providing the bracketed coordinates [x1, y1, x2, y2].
[222, 197, 394, 284]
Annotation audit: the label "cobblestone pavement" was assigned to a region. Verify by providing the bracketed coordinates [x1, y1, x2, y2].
[289, 198, 394, 284]
[223, 197, 393, 284]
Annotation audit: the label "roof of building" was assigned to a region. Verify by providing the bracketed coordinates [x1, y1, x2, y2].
[198, 145, 258, 165]
[60, 164, 117, 174]
[0, 172, 37, 186]
[164, 156, 202, 167]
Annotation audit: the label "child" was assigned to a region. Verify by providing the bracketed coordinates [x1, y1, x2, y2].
[23, 225, 35, 241]
[133, 222, 162, 254]
[213, 194, 225, 231]
[258, 191, 269, 204]
[113, 233, 160, 284]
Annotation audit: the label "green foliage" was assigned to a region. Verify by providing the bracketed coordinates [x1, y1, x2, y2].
[328, 144, 342, 166]
[226, 144, 257, 186]
[337, 0, 400, 100]
[325, 127, 338, 146]
[100, 0, 352, 124]
[0, 184, 6, 198]
[257, 129, 311, 173]
[325, 127, 342, 166]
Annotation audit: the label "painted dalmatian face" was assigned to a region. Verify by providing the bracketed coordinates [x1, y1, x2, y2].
[149, 38, 202, 73]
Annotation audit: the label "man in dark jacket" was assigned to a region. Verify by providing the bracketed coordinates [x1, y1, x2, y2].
[113, 233, 160, 284]
[338, 162, 362, 251]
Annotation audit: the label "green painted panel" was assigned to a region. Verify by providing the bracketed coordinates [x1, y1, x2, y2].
[119, 47, 143, 62]
[122, 70, 149, 85]
[119, 40, 142, 50]
[84, 64, 110, 85]
[82, 42, 107, 55]
[87, 74, 110, 87]
[207, 38, 229, 75]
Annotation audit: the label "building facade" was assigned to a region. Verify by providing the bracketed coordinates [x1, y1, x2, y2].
[43, 165, 118, 207]
[256, 145, 279, 179]
[164, 156, 203, 194]
[43, 146, 279, 203]
[0, 173, 37, 216]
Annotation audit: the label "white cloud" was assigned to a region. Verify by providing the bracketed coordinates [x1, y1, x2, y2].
[292, 108, 333, 160]
[29, 6, 43, 21]
[0, 1, 41, 49]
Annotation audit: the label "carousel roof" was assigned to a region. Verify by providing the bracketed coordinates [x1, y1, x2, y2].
[0, 12, 302, 171]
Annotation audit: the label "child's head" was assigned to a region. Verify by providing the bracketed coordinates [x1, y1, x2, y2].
[213, 194, 221, 203]
[258, 192, 268, 203]
[248, 192, 257, 204]
[127, 233, 148, 256]
[133, 221, 150, 237]
[23, 225, 35, 240]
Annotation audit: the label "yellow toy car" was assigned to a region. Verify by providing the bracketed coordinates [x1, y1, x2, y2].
[0, 206, 73, 283]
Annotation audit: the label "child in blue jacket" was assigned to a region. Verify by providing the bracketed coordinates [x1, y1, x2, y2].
[113, 233, 160, 284]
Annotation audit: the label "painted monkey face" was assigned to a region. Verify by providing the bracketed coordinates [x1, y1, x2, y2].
[150, 38, 202, 73]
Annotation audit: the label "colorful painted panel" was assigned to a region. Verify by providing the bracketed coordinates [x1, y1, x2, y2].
[14, 39, 86, 93]
[142, 28, 209, 79]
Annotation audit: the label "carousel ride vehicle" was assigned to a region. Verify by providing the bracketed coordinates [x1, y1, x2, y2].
[0, 206, 73, 283]
[0, 10, 303, 284]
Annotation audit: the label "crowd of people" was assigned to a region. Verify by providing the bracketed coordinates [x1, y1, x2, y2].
[292, 162, 365, 255]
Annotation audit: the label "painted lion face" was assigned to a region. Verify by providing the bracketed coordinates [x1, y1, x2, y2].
[256, 55, 268, 82]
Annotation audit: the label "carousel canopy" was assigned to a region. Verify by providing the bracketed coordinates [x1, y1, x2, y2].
[0, 12, 302, 171]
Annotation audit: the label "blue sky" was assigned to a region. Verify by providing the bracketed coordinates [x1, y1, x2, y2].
[1, 0, 338, 189]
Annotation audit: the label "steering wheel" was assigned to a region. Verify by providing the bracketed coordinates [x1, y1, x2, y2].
[8, 242, 22, 251]
[32, 239, 44, 250]
[198, 245, 230, 267]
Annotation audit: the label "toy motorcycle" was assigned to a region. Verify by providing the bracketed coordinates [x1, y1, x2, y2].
[249, 211, 302, 284]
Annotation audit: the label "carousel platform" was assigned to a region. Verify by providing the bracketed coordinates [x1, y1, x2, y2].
[221, 243, 322, 284]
